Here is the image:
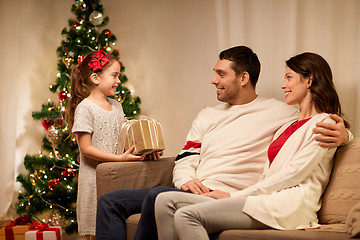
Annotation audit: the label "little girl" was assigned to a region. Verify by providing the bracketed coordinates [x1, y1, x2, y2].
[65, 50, 145, 239]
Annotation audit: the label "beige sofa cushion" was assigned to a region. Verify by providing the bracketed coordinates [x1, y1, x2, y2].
[346, 201, 360, 237]
[318, 138, 360, 224]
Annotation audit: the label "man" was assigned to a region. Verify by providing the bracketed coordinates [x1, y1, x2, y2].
[95, 46, 350, 240]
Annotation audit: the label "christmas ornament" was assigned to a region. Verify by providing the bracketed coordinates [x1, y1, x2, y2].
[61, 168, 75, 178]
[77, 55, 85, 63]
[46, 126, 62, 146]
[48, 209, 66, 227]
[54, 118, 65, 128]
[62, 56, 74, 69]
[58, 90, 68, 101]
[48, 179, 60, 190]
[102, 29, 112, 37]
[42, 119, 54, 130]
[64, 46, 68, 51]
[89, 11, 104, 26]
[71, 21, 80, 29]
[105, 43, 113, 53]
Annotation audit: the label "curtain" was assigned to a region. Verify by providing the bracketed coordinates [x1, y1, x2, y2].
[215, 0, 359, 134]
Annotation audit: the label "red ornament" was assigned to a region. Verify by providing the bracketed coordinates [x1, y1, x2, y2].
[61, 168, 75, 178]
[42, 119, 54, 130]
[48, 179, 60, 190]
[64, 46, 68, 51]
[102, 29, 112, 37]
[58, 90, 68, 101]
[72, 21, 80, 29]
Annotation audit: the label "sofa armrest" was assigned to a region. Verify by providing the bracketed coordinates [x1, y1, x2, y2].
[96, 157, 175, 199]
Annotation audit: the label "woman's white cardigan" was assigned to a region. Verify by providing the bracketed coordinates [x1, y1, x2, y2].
[231, 113, 337, 229]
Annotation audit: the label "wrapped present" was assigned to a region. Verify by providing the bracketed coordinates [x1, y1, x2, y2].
[25, 223, 61, 240]
[118, 116, 165, 155]
[0, 216, 32, 240]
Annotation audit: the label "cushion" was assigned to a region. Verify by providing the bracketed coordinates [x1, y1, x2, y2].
[318, 138, 360, 224]
[346, 201, 360, 237]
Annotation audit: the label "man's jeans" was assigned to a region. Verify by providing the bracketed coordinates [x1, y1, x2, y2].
[96, 186, 186, 240]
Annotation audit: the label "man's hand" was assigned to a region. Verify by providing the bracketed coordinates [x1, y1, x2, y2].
[180, 178, 210, 194]
[203, 189, 230, 199]
[313, 114, 348, 148]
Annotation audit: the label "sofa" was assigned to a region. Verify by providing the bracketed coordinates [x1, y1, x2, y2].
[96, 138, 360, 240]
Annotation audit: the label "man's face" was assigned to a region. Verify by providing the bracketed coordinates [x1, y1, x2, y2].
[211, 59, 242, 105]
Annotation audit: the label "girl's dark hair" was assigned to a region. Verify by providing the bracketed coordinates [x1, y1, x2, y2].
[286, 52, 348, 128]
[65, 51, 119, 132]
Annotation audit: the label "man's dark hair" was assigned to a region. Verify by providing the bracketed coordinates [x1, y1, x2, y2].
[219, 46, 261, 88]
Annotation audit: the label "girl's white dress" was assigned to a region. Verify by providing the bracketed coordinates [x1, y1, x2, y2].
[72, 98, 124, 236]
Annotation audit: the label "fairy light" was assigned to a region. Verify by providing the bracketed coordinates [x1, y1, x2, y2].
[57, 73, 61, 77]
[112, 42, 115, 46]
[133, 111, 137, 114]
[92, 37, 96, 41]
[88, 29, 92, 33]
[44, 175, 48, 179]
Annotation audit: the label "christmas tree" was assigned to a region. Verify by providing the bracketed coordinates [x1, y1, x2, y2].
[15, 0, 141, 234]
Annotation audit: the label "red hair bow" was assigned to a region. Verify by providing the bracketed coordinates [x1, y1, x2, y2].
[88, 50, 109, 72]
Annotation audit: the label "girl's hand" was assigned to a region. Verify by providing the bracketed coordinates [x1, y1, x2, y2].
[119, 146, 146, 161]
[146, 151, 163, 160]
[202, 189, 230, 199]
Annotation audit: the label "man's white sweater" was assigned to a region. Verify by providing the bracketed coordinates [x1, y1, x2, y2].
[173, 96, 298, 192]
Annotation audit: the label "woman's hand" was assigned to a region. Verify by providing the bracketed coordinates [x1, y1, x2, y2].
[202, 189, 230, 199]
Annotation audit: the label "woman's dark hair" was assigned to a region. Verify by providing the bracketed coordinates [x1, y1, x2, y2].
[286, 52, 348, 127]
[65, 51, 119, 132]
[219, 46, 261, 88]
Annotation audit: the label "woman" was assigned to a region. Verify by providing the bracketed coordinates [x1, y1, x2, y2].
[154, 52, 348, 240]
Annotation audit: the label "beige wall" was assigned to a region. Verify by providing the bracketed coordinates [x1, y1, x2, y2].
[1, 0, 359, 217]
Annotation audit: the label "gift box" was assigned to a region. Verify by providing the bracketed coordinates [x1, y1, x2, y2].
[118, 116, 165, 155]
[0, 225, 30, 240]
[0, 216, 32, 240]
[25, 223, 61, 240]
